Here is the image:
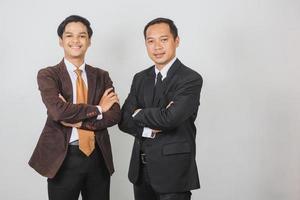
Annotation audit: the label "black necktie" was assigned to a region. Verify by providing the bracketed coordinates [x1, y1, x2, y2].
[153, 72, 163, 105]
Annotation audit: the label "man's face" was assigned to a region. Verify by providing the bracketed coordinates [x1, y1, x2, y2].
[59, 22, 91, 61]
[145, 23, 179, 69]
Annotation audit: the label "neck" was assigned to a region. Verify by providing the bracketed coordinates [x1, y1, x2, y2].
[156, 65, 165, 71]
[155, 56, 176, 71]
[65, 57, 84, 68]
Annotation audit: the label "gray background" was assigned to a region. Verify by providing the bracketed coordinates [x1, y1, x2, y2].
[0, 0, 299, 199]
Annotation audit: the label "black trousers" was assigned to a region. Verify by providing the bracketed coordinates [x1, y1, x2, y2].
[48, 144, 110, 200]
[134, 164, 191, 200]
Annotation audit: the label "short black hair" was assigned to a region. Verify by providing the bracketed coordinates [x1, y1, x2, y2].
[143, 17, 178, 40]
[57, 15, 93, 39]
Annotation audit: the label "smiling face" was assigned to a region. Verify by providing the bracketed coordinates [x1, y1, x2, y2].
[145, 23, 179, 70]
[59, 22, 91, 64]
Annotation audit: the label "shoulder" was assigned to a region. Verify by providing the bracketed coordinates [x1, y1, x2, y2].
[37, 63, 61, 78]
[86, 64, 109, 76]
[177, 62, 203, 83]
[133, 65, 154, 80]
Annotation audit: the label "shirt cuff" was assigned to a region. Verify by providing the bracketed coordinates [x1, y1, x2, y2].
[142, 127, 156, 138]
[96, 106, 103, 120]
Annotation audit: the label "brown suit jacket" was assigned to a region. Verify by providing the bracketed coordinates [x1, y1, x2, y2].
[29, 60, 121, 178]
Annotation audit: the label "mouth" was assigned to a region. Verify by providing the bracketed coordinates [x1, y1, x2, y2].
[69, 45, 81, 50]
[154, 53, 165, 58]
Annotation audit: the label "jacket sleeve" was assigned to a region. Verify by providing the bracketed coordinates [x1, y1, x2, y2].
[132, 74, 203, 131]
[38, 68, 100, 123]
[80, 72, 121, 131]
[118, 74, 143, 138]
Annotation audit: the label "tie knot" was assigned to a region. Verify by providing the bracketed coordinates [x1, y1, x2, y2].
[74, 68, 82, 77]
[157, 72, 162, 81]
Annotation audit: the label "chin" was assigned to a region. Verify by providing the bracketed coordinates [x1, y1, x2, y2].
[70, 54, 83, 58]
[152, 58, 165, 63]
[156, 60, 167, 66]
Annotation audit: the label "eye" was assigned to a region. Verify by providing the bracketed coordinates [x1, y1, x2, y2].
[80, 35, 87, 38]
[161, 38, 168, 42]
[147, 40, 154, 44]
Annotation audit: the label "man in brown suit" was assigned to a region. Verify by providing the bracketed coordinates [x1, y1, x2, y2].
[29, 15, 120, 200]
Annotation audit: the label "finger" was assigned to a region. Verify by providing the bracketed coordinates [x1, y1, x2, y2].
[108, 96, 118, 102]
[108, 99, 118, 105]
[111, 98, 120, 105]
[106, 92, 116, 98]
[103, 92, 115, 99]
[104, 88, 114, 96]
[110, 100, 119, 106]
[58, 94, 66, 102]
[73, 122, 80, 128]
[110, 95, 118, 100]
[61, 121, 69, 126]
[166, 101, 174, 109]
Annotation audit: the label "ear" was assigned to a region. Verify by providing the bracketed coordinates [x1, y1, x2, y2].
[88, 38, 91, 47]
[59, 37, 63, 47]
[175, 36, 180, 47]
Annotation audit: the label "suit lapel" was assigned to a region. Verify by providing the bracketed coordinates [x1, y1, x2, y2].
[85, 65, 97, 105]
[144, 67, 155, 107]
[154, 59, 181, 106]
[58, 60, 73, 102]
[57, 60, 73, 141]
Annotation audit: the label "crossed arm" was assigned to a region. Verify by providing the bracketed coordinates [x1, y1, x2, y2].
[132, 101, 173, 135]
[59, 88, 119, 129]
[38, 68, 120, 130]
[132, 76, 202, 131]
[119, 74, 202, 136]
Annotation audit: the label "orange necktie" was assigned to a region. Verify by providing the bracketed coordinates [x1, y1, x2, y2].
[75, 68, 95, 156]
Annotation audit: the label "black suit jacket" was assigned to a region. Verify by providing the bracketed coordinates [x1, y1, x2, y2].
[29, 60, 120, 178]
[119, 59, 202, 193]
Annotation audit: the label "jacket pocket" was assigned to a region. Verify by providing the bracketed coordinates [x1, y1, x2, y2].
[162, 141, 191, 155]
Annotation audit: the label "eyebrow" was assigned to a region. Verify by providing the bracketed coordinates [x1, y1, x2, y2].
[146, 35, 169, 40]
[64, 32, 88, 35]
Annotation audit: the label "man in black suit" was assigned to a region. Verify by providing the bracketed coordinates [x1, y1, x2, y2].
[119, 18, 203, 200]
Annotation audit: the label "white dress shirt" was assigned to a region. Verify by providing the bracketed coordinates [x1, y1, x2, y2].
[64, 58, 102, 143]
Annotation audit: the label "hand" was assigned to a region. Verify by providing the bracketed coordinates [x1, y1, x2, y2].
[61, 121, 82, 128]
[59, 94, 66, 102]
[99, 88, 119, 112]
[151, 129, 162, 138]
[166, 101, 174, 109]
[152, 129, 162, 133]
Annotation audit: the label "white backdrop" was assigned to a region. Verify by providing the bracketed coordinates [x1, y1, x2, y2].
[0, 0, 299, 199]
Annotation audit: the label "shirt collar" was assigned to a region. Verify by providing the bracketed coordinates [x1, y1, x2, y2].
[64, 58, 86, 72]
[154, 57, 177, 80]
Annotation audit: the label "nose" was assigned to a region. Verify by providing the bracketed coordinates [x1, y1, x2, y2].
[154, 41, 163, 50]
[71, 36, 80, 43]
